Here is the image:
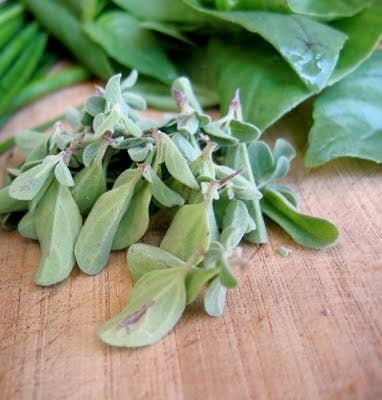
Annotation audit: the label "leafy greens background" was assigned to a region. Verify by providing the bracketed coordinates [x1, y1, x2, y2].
[23, 0, 382, 166]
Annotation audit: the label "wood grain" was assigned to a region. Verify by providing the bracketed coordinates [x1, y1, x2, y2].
[0, 85, 381, 400]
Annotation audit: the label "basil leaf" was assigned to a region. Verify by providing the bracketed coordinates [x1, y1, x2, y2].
[306, 50, 382, 166]
[98, 267, 188, 347]
[84, 12, 178, 84]
[128, 243, 186, 281]
[208, 39, 312, 129]
[288, 0, 373, 20]
[34, 180, 82, 286]
[260, 188, 338, 249]
[186, 2, 347, 90]
[329, 1, 382, 84]
[112, 0, 201, 23]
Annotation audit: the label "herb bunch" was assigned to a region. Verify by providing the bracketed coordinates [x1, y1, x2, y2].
[0, 73, 338, 347]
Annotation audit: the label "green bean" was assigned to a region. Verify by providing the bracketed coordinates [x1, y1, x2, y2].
[23, 0, 113, 78]
[0, 32, 47, 113]
[0, 22, 38, 77]
[4, 67, 90, 114]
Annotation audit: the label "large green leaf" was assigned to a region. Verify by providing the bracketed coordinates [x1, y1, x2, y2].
[84, 12, 178, 84]
[329, 1, 382, 84]
[305, 50, 382, 166]
[288, 0, 373, 20]
[113, 0, 202, 23]
[212, 0, 372, 19]
[208, 39, 312, 129]
[185, 1, 347, 90]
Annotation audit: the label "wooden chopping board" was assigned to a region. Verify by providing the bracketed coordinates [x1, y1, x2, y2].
[0, 83, 381, 400]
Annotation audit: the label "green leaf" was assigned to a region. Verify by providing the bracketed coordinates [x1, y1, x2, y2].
[93, 105, 120, 137]
[72, 159, 107, 215]
[160, 201, 210, 263]
[219, 259, 238, 288]
[105, 73, 124, 106]
[34, 180, 82, 286]
[247, 141, 274, 183]
[260, 188, 338, 249]
[204, 277, 227, 317]
[84, 12, 178, 84]
[140, 20, 194, 45]
[54, 161, 75, 187]
[185, 266, 220, 304]
[148, 169, 185, 207]
[82, 142, 101, 167]
[186, 2, 347, 90]
[208, 39, 312, 130]
[127, 243, 187, 281]
[15, 130, 48, 162]
[220, 199, 250, 249]
[229, 119, 260, 143]
[75, 170, 141, 274]
[9, 158, 57, 201]
[203, 123, 239, 146]
[0, 186, 28, 214]
[112, 182, 152, 250]
[98, 267, 188, 347]
[306, 50, 382, 166]
[18, 210, 37, 240]
[112, 0, 201, 23]
[85, 95, 106, 116]
[329, 1, 382, 84]
[163, 134, 199, 190]
[288, 0, 373, 20]
[267, 184, 299, 207]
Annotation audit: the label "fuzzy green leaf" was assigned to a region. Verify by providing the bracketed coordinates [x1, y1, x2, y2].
[98, 267, 188, 347]
[261, 188, 338, 249]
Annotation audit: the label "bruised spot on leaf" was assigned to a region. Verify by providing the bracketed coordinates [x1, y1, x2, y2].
[118, 300, 155, 332]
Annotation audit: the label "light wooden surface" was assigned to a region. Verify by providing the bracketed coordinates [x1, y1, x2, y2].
[0, 85, 381, 400]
